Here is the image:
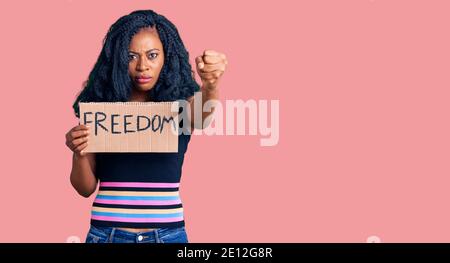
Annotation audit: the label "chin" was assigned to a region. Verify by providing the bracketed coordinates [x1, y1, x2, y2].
[135, 84, 155, 92]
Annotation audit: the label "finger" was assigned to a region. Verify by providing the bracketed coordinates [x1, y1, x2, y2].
[65, 139, 71, 148]
[71, 129, 90, 140]
[199, 71, 223, 80]
[217, 53, 228, 65]
[203, 55, 223, 64]
[203, 50, 220, 57]
[198, 63, 225, 73]
[72, 136, 89, 148]
[73, 124, 90, 132]
[75, 142, 88, 155]
[195, 56, 203, 64]
[195, 56, 205, 69]
[199, 73, 216, 80]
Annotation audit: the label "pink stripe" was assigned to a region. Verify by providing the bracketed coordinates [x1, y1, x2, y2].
[100, 182, 180, 188]
[94, 199, 181, 205]
[92, 215, 184, 223]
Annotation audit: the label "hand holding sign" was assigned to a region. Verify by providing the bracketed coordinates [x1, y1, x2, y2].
[65, 124, 90, 157]
[195, 50, 227, 90]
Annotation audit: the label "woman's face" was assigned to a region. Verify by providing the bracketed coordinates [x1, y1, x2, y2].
[128, 27, 164, 93]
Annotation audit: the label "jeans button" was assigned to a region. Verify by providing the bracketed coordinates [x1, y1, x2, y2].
[138, 235, 144, 242]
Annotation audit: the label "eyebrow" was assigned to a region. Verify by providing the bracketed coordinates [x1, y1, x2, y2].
[128, 49, 160, 54]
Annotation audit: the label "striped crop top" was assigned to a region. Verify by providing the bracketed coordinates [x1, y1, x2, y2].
[91, 134, 191, 229]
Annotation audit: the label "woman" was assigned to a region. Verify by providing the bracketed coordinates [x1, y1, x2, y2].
[65, 9, 227, 243]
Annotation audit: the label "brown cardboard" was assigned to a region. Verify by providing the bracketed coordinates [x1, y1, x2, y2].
[79, 102, 179, 152]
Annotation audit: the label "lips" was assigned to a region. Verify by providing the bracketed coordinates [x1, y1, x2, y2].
[135, 76, 152, 84]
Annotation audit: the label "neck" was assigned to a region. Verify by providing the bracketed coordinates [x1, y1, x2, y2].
[129, 89, 149, 102]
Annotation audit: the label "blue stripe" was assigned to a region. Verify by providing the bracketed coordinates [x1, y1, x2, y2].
[96, 195, 180, 201]
[92, 211, 183, 218]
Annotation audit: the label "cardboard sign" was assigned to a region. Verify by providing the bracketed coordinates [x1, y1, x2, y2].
[79, 102, 179, 152]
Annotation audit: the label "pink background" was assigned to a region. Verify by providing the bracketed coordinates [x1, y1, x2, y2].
[0, 0, 449, 242]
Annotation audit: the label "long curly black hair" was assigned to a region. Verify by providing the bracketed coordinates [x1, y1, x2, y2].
[72, 10, 199, 117]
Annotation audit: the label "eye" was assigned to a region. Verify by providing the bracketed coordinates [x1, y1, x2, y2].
[148, 52, 159, 60]
[128, 53, 138, 61]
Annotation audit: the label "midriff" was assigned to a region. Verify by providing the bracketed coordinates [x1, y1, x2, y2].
[117, 227, 157, 233]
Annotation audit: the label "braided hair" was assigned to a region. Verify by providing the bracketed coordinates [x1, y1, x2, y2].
[72, 10, 199, 117]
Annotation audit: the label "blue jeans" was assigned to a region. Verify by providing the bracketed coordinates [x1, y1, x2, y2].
[85, 225, 189, 243]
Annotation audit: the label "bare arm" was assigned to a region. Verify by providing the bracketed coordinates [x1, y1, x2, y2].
[189, 50, 227, 130]
[188, 87, 220, 130]
[66, 124, 98, 198]
[70, 153, 97, 198]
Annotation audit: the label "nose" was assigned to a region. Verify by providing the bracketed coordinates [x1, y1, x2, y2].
[136, 57, 150, 71]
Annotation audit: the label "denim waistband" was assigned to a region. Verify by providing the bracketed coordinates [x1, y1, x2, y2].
[87, 224, 187, 243]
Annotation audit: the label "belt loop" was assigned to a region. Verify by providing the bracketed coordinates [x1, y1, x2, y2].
[108, 228, 116, 243]
[154, 229, 161, 243]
